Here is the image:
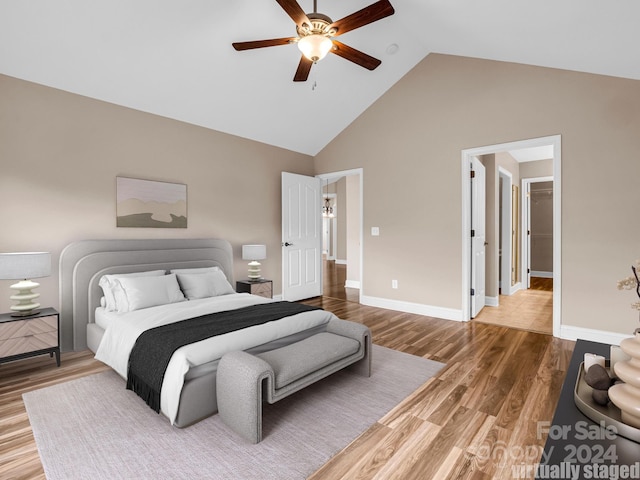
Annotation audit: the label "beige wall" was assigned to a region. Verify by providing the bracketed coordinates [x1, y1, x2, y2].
[520, 158, 553, 179]
[315, 53, 640, 336]
[0, 74, 314, 320]
[4, 52, 640, 339]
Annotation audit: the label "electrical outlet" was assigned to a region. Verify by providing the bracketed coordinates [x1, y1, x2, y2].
[392, 279, 398, 289]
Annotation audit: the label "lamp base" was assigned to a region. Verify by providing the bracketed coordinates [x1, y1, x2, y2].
[247, 261, 262, 282]
[9, 279, 41, 317]
[10, 309, 42, 317]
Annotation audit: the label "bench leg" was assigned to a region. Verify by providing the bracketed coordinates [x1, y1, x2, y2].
[217, 351, 272, 444]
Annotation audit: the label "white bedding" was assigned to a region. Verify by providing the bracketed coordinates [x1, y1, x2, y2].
[94, 293, 336, 424]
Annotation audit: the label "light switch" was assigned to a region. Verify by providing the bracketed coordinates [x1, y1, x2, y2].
[371, 227, 380, 236]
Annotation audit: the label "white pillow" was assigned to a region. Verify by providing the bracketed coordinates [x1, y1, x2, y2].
[170, 266, 221, 275]
[115, 273, 185, 312]
[176, 270, 234, 300]
[98, 270, 165, 312]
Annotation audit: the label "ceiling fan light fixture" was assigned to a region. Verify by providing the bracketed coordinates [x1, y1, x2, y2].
[298, 34, 333, 63]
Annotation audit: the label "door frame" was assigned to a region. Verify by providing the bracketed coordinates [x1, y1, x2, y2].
[317, 168, 364, 303]
[461, 135, 562, 337]
[470, 156, 487, 318]
[498, 166, 516, 297]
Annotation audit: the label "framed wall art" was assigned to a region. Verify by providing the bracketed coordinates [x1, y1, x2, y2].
[116, 177, 187, 228]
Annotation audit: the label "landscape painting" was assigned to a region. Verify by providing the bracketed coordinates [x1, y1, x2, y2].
[116, 177, 187, 228]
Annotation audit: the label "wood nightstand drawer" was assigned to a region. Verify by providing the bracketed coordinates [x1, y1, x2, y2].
[0, 315, 57, 341]
[236, 280, 273, 299]
[0, 331, 58, 357]
[251, 283, 272, 297]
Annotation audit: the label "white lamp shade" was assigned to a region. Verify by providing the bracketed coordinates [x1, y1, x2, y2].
[297, 34, 333, 62]
[0, 252, 51, 280]
[242, 245, 266, 261]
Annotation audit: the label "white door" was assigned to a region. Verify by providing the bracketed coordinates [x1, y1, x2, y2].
[281, 172, 322, 301]
[470, 157, 486, 318]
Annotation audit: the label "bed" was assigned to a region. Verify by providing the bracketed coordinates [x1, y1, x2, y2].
[59, 238, 351, 427]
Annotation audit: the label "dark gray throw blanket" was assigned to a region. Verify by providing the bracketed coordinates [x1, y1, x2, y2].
[126, 301, 321, 413]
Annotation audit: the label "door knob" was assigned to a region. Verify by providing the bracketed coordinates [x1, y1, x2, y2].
[283, 242, 294, 247]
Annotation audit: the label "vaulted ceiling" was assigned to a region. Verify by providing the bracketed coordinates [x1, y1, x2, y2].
[1, 0, 638, 156]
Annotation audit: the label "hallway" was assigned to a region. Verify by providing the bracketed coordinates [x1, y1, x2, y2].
[323, 259, 552, 334]
[473, 277, 553, 334]
[323, 259, 359, 303]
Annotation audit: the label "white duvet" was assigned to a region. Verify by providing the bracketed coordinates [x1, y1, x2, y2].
[94, 293, 335, 424]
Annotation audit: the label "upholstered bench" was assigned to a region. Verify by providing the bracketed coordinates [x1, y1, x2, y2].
[216, 318, 371, 443]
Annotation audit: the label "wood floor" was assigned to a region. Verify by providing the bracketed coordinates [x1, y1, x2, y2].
[323, 258, 360, 303]
[0, 351, 110, 480]
[0, 270, 574, 480]
[473, 278, 553, 335]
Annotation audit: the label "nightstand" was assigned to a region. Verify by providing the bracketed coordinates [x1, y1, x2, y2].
[236, 279, 273, 299]
[0, 307, 60, 367]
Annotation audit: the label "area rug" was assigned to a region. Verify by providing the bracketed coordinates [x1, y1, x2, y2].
[23, 345, 444, 480]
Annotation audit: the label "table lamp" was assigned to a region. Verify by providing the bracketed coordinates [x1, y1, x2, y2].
[0, 252, 51, 316]
[242, 245, 266, 281]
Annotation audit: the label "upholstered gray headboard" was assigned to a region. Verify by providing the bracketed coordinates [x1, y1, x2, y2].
[59, 238, 234, 352]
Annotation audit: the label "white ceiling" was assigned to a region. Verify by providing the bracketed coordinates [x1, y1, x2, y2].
[1, 0, 639, 156]
[508, 146, 555, 163]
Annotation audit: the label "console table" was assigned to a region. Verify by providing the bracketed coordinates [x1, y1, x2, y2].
[537, 339, 639, 479]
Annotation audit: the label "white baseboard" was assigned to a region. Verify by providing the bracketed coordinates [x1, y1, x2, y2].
[335, 259, 347, 265]
[360, 295, 463, 321]
[324, 293, 634, 343]
[344, 280, 360, 289]
[272, 294, 283, 301]
[560, 324, 633, 345]
[531, 271, 553, 278]
[503, 282, 522, 296]
[485, 296, 499, 307]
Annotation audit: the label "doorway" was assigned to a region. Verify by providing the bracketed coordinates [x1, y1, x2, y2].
[461, 135, 561, 336]
[317, 168, 363, 304]
[522, 177, 554, 289]
[322, 191, 337, 259]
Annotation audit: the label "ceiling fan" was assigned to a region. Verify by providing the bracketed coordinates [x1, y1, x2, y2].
[232, 0, 395, 82]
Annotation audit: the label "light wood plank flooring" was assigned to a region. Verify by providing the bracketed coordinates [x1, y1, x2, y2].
[0, 295, 574, 480]
[473, 278, 553, 335]
[302, 297, 573, 480]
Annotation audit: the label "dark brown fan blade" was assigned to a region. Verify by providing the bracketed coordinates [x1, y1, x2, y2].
[232, 37, 296, 51]
[276, 0, 310, 27]
[329, 0, 395, 37]
[330, 40, 381, 70]
[293, 55, 313, 82]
